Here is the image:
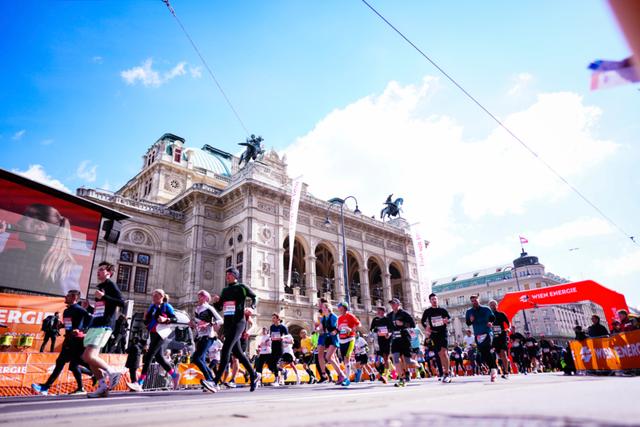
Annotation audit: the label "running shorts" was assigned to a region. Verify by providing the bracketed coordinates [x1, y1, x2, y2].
[339, 340, 355, 361]
[355, 353, 368, 365]
[430, 332, 448, 352]
[377, 337, 391, 356]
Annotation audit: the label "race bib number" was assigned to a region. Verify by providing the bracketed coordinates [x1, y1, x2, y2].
[259, 345, 270, 354]
[392, 331, 401, 338]
[302, 347, 308, 354]
[64, 318, 72, 330]
[223, 301, 236, 316]
[377, 326, 388, 336]
[409, 329, 417, 339]
[428, 351, 435, 357]
[476, 334, 487, 343]
[526, 342, 534, 348]
[492, 325, 502, 334]
[512, 342, 520, 347]
[543, 348, 550, 353]
[94, 301, 105, 317]
[340, 327, 348, 335]
[431, 316, 444, 327]
[271, 331, 281, 340]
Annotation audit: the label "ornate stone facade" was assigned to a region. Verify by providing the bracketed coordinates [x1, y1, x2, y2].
[78, 133, 423, 344]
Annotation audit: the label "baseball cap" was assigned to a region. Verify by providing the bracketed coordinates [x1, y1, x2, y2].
[226, 267, 240, 280]
[389, 298, 401, 305]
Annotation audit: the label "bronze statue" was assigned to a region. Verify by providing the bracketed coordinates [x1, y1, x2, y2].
[238, 134, 265, 168]
[380, 194, 404, 221]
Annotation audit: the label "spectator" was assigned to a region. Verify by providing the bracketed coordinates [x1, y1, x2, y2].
[618, 310, 635, 332]
[587, 315, 609, 338]
[611, 320, 622, 335]
[40, 312, 60, 352]
[574, 325, 587, 341]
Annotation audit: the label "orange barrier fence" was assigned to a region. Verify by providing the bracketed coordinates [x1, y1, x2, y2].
[0, 352, 131, 397]
[570, 329, 640, 371]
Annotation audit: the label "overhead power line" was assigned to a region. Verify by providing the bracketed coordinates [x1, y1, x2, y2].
[360, 0, 637, 247]
[162, 0, 249, 135]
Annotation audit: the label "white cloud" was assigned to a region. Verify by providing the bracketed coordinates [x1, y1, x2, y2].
[507, 72, 533, 96]
[189, 66, 202, 78]
[41, 139, 54, 146]
[92, 56, 104, 64]
[120, 58, 192, 87]
[283, 76, 618, 264]
[76, 160, 97, 183]
[12, 165, 70, 193]
[12, 130, 26, 140]
[528, 217, 614, 247]
[458, 243, 515, 271]
[598, 249, 640, 277]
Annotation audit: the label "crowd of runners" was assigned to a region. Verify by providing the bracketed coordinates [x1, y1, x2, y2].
[31, 261, 581, 398]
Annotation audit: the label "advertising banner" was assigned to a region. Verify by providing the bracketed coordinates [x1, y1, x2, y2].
[0, 177, 102, 297]
[570, 329, 640, 371]
[0, 293, 67, 352]
[286, 176, 303, 289]
[0, 353, 129, 396]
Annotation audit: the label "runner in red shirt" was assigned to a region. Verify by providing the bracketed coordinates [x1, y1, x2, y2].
[337, 302, 361, 382]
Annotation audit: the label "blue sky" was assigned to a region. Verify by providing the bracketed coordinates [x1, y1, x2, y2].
[2, 1, 639, 307]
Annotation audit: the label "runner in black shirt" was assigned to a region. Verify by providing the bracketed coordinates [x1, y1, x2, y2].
[212, 267, 258, 392]
[83, 261, 125, 398]
[370, 306, 393, 383]
[489, 300, 511, 378]
[387, 298, 416, 387]
[268, 313, 288, 387]
[32, 290, 93, 395]
[523, 332, 540, 373]
[508, 326, 527, 375]
[421, 293, 452, 383]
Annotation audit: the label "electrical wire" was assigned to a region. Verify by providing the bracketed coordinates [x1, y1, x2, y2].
[360, 0, 637, 247]
[162, 0, 249, 135]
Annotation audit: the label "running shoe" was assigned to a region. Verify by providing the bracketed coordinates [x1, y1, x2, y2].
[501, 374, 509, 379]
[171, 373, 181, 390]
[87, 384, 109, 398]
[107, 371, 122, 391]
[317, 375, 328, 384]
[380, 375, 388, 384]
[272, 381, 280, 387]
[69, 389, 87, 396]
[226, 381, 237, 389]
[394, 380, 405, 387]
[490, 368, 497, 382]
[31, 383, 49, 396]
[126, 382, 143, 392]
[442, 375, 452, 384]
[201, 380, 218, 393]
[250, 376, 258, 392]
[341, 378, 351, 387]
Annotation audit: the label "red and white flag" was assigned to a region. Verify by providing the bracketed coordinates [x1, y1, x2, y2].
[519, 236, 528, 244]
[589, 57, 639, 91]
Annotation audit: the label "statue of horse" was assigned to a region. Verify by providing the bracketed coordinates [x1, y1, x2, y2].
[238, 134, 265, 168]
[380, 194, 404, 220]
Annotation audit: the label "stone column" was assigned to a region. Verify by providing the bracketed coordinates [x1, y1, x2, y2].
[382, 272, 392, 304]
[360, 267, 371, 312]
[306, 255, 317, 304]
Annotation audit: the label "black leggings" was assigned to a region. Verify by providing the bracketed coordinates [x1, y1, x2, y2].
[268, 349, 282, 375]
[254, 354, 271, 374]
[142, 332, 173, 375]
[44, 338, 88, 388]
[215, 320, 255, 384]
[476, 336, 497, 370]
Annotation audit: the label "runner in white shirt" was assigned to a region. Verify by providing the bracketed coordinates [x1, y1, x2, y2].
[254, 328, 271, 386]
[463, 329, 475, 350]
[279, 333, 300, 385]
[208, 338, 223, 373]
[353, 332, 375, 382]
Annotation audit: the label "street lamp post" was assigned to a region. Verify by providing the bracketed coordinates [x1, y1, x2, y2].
[324, 196, 361, 305]
[506, 265, 531, 333]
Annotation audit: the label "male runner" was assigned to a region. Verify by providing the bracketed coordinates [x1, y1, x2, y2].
[387, 298, 416, 387]
[488, 299, 510, 378]
[82, 261, 125, 398]
[212, 267, 258, 392]
[32, 290, 93, 395]
[370, 306, 393, 383]
[465, 294, 498, 382]
[421, 293, 452, 383]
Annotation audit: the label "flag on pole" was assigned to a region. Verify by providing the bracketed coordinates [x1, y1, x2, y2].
[519, 236, 528, 245]
[589, 57, 639, 90]
[286, 176, 303, 291]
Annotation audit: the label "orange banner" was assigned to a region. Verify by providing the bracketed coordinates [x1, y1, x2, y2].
[0, 293, 67, 352]
[570, 329, 640, 371]
[0, 352, 129, 396]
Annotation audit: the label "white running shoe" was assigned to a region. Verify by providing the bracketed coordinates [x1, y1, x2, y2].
[272, 381, 280, 387]
[490, 369, 497, 382]
[87, 383, 109, 398]
[126, 382, 143, 392]
[107, 371, 122, 391]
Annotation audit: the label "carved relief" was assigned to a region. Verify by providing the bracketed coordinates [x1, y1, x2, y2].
[387, 241, 403, 252]
[257, 199, 276, 214]
[366, 234, 384, 247]
[203, 233, 216, 248]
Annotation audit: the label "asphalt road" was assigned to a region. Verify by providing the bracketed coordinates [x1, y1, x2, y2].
[1, 373, 638, 426]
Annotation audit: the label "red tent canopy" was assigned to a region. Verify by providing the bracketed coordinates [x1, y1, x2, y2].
[499, 280, 628, 330]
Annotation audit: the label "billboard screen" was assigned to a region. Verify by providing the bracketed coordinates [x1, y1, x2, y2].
[0, 177, 101, 297]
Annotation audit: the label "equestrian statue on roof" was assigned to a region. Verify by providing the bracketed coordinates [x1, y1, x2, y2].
[238, 134, 265, 168]
[380, 194, 404, 221]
